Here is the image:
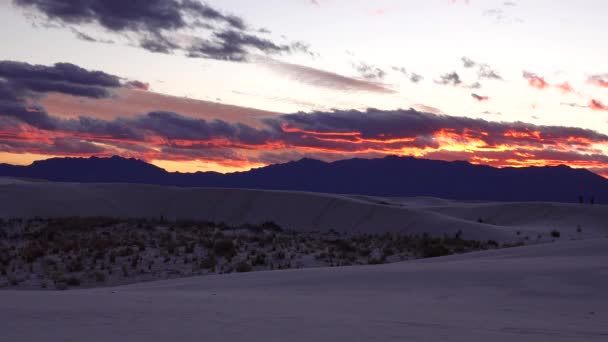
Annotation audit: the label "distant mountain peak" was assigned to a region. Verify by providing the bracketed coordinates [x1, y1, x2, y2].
[0, 155, 605, 203]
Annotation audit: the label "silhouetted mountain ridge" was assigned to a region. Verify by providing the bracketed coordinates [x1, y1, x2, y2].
[0, 155, 605, 203]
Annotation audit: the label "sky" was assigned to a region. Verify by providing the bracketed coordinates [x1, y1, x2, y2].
[1, 0, 608, 176]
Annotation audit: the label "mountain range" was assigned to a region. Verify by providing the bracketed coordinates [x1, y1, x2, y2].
[0, 155, 606, 203]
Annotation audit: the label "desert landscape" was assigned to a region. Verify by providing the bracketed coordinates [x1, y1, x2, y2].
[2, 0, 608, 340]
[1, 179, 607, 341]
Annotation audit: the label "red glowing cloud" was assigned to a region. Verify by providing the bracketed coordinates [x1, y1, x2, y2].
[555, 82, 574, 93]
[523, 71, 550, 89]
[590, 99, 608, 111]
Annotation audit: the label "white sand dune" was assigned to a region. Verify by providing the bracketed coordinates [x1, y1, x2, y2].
[1, 239, 607, 342]
[1, 179, 607, 242]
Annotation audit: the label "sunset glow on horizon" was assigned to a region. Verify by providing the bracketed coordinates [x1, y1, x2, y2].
[1, 0, 608, 177]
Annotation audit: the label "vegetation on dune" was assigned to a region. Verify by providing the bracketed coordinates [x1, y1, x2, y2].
[0, 217, 504, 290]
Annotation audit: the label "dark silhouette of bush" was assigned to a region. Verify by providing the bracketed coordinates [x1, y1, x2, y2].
[93, 271, 106, 282]
[368, 257, 385, 265]
[235, 261, 252, 273]
[213, 239, 236, 258]
[200, 256, 217, 270]
[420, 243, 451, 258]
[550, 230, 561, 238]
[331, 239, 356, 253]
[21, 242, 45, 263]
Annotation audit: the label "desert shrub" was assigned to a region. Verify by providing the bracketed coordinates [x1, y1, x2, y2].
[93, 271, 106, 282]
[21, 242, 45, 263]
[273, 250, 286, 260]
[368, 257, 385, 265]
[235, 261, 252, 273]
[420, 243, 451, 258]
[335, 239, 356, 253]
[486, 240, 499, 248]
[252, 253, 266, 266]
[200, 256, 217, 269]
[66, 257, 84, 272]
[358, 248, 371, 257]
[382, 247, 395, 257]
[65, 276, 81, 287]
[550, 230, 561, 238]
[185, 243, 195, 254]
[213, 239, 236, 258]
[121, 264, 129, 277]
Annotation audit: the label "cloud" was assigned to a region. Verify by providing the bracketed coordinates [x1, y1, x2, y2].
[466, 82, 482, 89]
[14, 0, 245, 32]
[589, 99, 608, 111]
[353, 62, 386, 81]
[461, 57, 476, 69]
[13, 0, 303, 62]
[391, 67, 423, 83]
[3, 60, 608, 175]
[523, 71, 550, 89]
[0, 60, 146, 129]
[0, 60, 121, 88]
[588, 74, 608, 88]
[555, 82, 574, 93]
[560, 102, 587, 109]
[523, 71, 580, 94]
[471, 93, 489, 102]
[436, 72, 462, 86]
[187, 30, 289, 61]
[257, 58, 396, 94]
[125, 80, 150, 91]
[409, 73, 423, 83]
[4, 102, 608, 175]
[483, 6, 524, 24]
[461, 57, 503, 81]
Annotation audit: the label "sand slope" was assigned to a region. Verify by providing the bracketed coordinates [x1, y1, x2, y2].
[1, 239, 607, 342]
[0, 180, 510, 240]
[2, 179, 608, 241]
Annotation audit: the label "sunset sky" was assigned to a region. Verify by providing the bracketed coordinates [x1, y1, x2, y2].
[1, 0, 608, 176]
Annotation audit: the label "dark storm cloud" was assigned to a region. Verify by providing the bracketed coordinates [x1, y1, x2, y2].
[0, 60, 147, 129]
[13, 0, 305, 62]
[14, 0, 245, 32]
[262, 109, 608, 149]
[187, 30, 288, 61]
[0, 60, 121, 88]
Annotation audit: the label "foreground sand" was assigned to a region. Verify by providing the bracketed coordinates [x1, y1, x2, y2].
[2, 239, 607, 342]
